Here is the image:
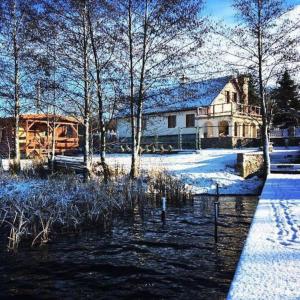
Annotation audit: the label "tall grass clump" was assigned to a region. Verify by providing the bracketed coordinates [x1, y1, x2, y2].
[147, 168, 193, 203]
[0, 176, 132, 250]
[0, 164, 192, 251]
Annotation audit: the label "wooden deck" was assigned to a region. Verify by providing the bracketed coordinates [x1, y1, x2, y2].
[228, 173, 300, 299]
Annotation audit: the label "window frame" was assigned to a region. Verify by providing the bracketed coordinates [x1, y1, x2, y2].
[167, 115, 176, 128]
[186, 114, 195, 128]
[226, 91, 231, 103]
[232, 92, 237, 102]
[234, 122, 238, 137]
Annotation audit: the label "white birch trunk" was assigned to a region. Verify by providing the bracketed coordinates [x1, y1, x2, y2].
[13, 0, 20, 166]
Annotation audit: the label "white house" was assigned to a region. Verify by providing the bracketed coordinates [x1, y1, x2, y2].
[117, 76, 262, 149]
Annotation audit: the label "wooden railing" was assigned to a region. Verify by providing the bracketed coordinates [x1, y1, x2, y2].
[197, 103, 261, 117]
[235, 104, 261, 116]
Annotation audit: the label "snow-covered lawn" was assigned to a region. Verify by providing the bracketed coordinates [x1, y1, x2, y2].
[228, 173, 300, 300]
[2, 147, 299, 197]
[0, 148, 264, 196]
[105, 148, 263, 195]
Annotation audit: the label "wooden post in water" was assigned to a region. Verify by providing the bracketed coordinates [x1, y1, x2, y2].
[161, 196, 166, 224]
[214, 183, 220, 242]
[214, 201, 218, 242]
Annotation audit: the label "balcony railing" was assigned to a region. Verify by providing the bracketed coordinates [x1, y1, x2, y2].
[197, 103, 261, 117]
[270, 127, 300, 138]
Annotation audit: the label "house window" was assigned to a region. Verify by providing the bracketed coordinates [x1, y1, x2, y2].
[243, 123, 248, 137]
[251, 123, 256, 138]
[234, 122, 239, 137]
[226, 91, 230, 103]
[232, 92, 237, 102]
[186, 114, 195, 128]
[219, 120, 229, 137]
[168, 115, 176, 128]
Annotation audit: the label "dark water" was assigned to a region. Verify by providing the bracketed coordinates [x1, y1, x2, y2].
[0, 196, 258, 300]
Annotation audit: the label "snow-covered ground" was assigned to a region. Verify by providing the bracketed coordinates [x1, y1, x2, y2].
[228, 173, 300, 300]
[2, 147, 298, 197]
[105, 148, 263, 195]
[0, 148, 268, 196]
[0, 148, 263, 197]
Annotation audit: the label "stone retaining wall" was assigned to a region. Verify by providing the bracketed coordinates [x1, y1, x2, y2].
[237, 152, 264, 178]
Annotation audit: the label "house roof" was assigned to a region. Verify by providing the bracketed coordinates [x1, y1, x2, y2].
[20, 114, 79, 123]
[0, 114, 80, 124]
[118, 76, 232, 117]
[146, 76, 231, 114]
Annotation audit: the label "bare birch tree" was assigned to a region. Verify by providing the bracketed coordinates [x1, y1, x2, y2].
[86, 0, 118, 182]
[0, 0, 39, 167]
[38, 0, 94, 177]
[215, 0, 300, 175]
[116, 0, 206, 178]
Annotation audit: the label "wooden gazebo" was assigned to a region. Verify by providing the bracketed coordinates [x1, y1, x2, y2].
[0, 114, 80, 158]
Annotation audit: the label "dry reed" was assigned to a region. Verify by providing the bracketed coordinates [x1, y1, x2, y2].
[0, 166, 192, 251]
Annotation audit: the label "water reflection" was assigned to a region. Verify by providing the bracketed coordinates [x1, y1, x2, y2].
[0, 195, 258, 299]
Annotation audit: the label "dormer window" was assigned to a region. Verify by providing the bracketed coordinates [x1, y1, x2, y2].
[226, 91, 230, 103]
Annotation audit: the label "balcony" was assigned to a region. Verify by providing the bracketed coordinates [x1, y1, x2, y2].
[196, 103, 261, 118]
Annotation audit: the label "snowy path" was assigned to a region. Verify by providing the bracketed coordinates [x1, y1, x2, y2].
[228, 174, 300, 300]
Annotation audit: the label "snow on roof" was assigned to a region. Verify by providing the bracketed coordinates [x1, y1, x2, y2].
[0, 114, 79, 124]
[117, 76, 231, 117]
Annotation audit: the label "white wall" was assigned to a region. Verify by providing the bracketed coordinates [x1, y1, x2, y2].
[117, 112, 262, 139]
[117, 118, 131, 138]
[212, 80, 246, 106]
[117, 110, 198, 138]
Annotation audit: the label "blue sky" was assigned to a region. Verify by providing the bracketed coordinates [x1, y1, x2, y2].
[204, 0, 300, 24]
